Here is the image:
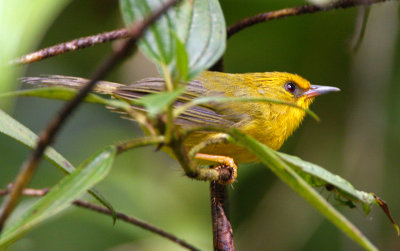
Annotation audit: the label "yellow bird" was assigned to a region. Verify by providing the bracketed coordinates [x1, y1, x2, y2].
[23, 71, 339, 182]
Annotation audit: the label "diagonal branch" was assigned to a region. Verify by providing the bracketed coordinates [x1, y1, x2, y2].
[0, 0, 181, 233]
[73, 200, 200, 251]
[227, 0, 391, 38]
[12, 0, 393, 65]
[11, 28, 130, 65]
[0, 187, 199, 251]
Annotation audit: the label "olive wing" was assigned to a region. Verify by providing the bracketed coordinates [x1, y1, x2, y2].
[22, 75, 236, 127]
[114, 77, 235, 127]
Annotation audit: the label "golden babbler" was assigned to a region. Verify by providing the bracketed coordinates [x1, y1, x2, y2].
[24, 71, 339, 182]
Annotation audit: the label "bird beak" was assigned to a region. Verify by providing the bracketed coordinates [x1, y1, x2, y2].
[303, 85, 340, 98]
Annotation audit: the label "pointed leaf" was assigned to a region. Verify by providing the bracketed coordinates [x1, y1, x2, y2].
[134, 87, 185, 117]
[373, 194, 400, 235]
[281, 154, 399, 232]
[278, 152, 375, 212]
[0, 87, 131, 111]
[172, 32, 189, 82]
[0, 109, 116, 220]
[119, 0, 226, 80]
[0, 109, 74, 174]
[226, 129, 378, 251]
[0, 146, 116, 247]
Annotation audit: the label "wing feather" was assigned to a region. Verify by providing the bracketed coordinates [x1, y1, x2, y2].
[22, 75, 236, 127]
[115, 78, 234, 127]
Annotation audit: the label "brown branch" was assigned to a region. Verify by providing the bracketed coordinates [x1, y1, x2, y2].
[227, 0, 390, 38]
[73, 200, 200, 251]
[0, 185, 49, 197]
[0, 0, 181, 233]
[210, 182, 234, 251]
[12, 0, 393, 65]
[11, 28, 130, 65]
[0, 187, 199, 251]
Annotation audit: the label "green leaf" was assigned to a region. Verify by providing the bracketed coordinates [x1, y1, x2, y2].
[120, 0, 175, 64]
[277, 152, 375, 212]
[0, 109, 74, 174]
[134, 87, 185, 117]
[0, 108, 116, 221]
[0, 146, 116, 247]
[226, 129, 378, 251]
[119, 0, 226, 80]
[172, 32, 189, 82]
[179, 0, 226, 78]
[280, 154, 399, 233]
[0, 87, 131, 111]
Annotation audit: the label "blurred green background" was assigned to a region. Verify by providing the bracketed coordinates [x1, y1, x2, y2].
[1, 0, 400, 250]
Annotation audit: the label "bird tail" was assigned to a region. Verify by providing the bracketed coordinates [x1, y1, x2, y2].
[21, 75, 123, 95]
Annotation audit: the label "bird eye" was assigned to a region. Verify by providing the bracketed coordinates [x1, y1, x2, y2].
[285, 82, 297, 93]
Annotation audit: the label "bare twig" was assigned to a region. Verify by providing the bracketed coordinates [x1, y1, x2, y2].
[0, 187, 199, 251]
[227, 0, 390, 38]
[11, 28, 130, 65]
[0, 0, 180, 233]
[73, 200, 200, 251]
[212, 0, 391, 72]
[11, 0, 392, 65]
[115, 136, 165, 155]
[0, 185, 49, 197]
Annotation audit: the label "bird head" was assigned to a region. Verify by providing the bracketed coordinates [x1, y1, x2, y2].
[263, 72, 340, 110]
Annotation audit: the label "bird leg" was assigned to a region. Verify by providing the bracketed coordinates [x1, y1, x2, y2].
[195, 153, 238, 185]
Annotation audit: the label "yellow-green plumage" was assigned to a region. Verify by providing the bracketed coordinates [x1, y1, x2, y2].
[183, 71, 314, 163]
[23, 71, 338, 164]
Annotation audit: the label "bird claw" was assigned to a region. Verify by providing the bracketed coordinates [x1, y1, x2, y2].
[195, 153, 238, 184]
[214, 162, 238, 185]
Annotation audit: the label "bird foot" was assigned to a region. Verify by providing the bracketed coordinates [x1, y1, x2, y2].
[195, 153, 238, 185]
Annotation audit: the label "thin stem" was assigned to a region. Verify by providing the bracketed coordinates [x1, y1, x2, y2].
[0, 187, 199, 251]
[73, 200, 200, 251]
[125, 107, 158, 136]
[11, 0, 393, 65]
[116, 136, 165, 155]
[11, 28, 130, 65]
[0, 185, 49, 197]
[227, 0, 391, 38]
[188, 136, 229, 159]
[0, 0, 181, 233]
[161, 63, 174, 92]
[161, 63, 175, 144]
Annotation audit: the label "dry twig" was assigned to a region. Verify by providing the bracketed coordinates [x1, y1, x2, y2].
[0, 187, 199, 251]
